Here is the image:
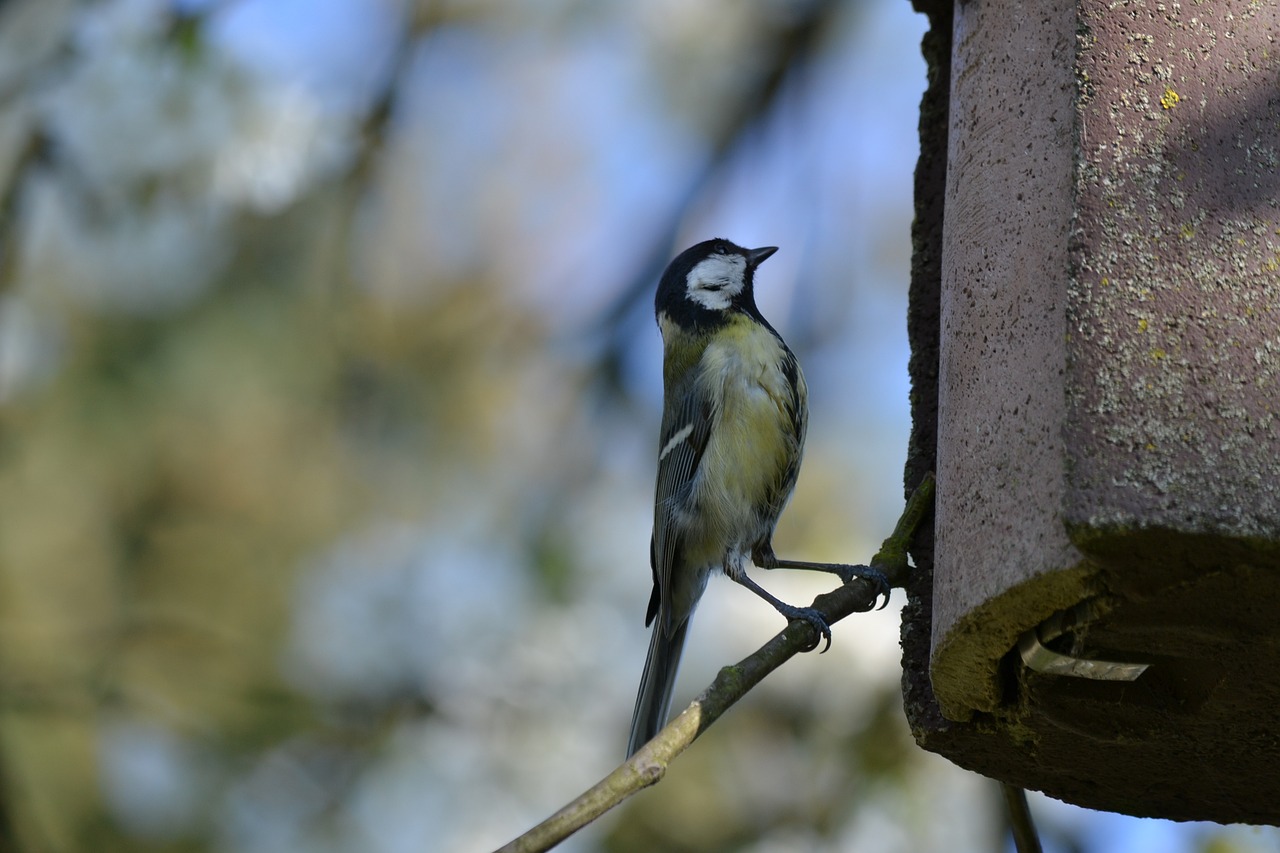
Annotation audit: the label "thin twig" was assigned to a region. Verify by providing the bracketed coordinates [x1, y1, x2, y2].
[494, 473, 936, 853]
[1002, 782, 1043, 853]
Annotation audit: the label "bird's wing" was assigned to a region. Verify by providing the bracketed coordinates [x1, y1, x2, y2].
[647, 372, 715, 629]
[766, 348, 807, 516]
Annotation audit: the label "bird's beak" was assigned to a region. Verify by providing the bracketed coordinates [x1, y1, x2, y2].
[746, 246, 778, 267]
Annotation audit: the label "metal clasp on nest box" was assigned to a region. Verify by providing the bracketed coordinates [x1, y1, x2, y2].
[1017, 601, 1149, 681]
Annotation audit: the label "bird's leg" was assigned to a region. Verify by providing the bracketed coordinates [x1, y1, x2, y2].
[753, 547, 891, 611]
[723, 556, 833, 652]
[730, 571, 833, 652]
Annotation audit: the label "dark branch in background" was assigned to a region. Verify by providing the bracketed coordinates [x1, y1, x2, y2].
[494, 473, 935, 853]
[1002, 782, 1043, 853]
[591, 0, 846, 395]
[341, 3, 450, 197]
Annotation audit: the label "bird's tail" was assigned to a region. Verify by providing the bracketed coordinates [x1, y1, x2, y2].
[626, 618, 690, 758]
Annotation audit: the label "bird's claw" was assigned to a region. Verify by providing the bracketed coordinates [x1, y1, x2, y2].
[835, 565, 891, 611]
[780, 605, 833, 653]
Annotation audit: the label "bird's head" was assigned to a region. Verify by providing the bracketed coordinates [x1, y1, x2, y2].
[655, 238, 778, 330]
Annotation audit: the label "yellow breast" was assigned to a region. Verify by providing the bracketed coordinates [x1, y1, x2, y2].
[689, 316, 799, 548]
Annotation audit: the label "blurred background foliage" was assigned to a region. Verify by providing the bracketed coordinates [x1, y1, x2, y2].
[0, 1, 1275, 852]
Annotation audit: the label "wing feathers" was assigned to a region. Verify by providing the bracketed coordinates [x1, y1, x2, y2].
[651, 378, 714, 630]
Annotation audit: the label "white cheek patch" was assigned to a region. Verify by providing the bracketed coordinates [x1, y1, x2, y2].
[685, 255, 746, 310]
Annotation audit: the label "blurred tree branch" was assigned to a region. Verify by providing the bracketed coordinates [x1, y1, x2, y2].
[494, 473, 935, 853]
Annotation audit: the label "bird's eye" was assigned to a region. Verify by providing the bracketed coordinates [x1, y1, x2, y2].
[701, 282, 725, 291]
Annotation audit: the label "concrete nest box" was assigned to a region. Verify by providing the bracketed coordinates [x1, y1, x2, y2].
[902, 0, 1280, 823]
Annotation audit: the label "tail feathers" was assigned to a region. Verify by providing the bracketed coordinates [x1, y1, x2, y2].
[626, 619, 690, 758]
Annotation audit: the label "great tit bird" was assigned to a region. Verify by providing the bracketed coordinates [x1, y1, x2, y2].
[626, 238, 889, 758]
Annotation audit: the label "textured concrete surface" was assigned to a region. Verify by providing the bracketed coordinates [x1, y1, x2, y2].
[932, 0, 1087, 718]
[1067, 1, 1280, 534]
[903, 0, 1280, 823]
